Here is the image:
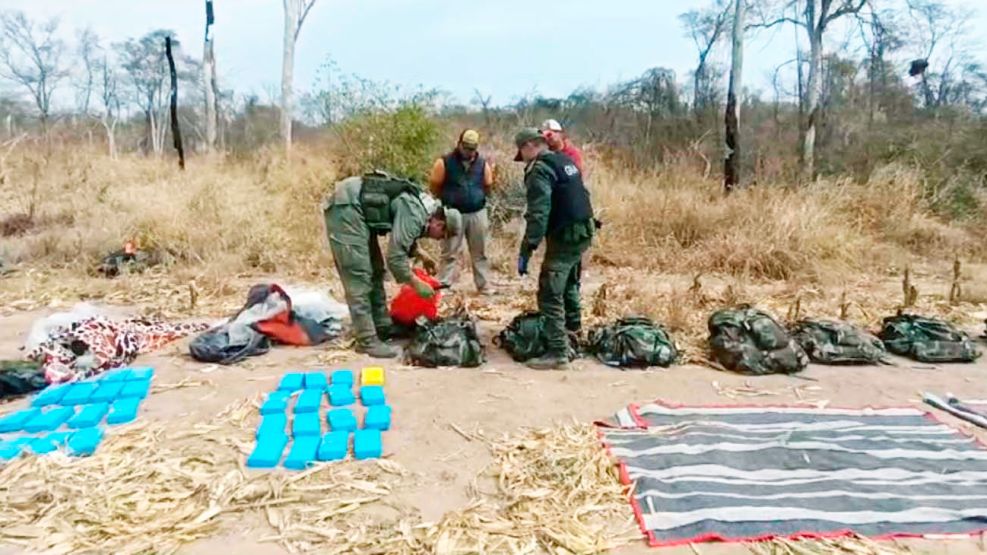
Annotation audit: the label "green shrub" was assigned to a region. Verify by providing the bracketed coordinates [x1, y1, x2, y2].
[332, 102, 441, 182]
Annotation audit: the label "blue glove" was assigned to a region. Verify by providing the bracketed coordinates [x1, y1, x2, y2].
[517, 254, 530, 276]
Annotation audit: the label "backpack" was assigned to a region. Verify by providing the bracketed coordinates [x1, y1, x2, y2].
[494, 312, 578, 362]
[405, 314, 485, 368]
[708, 306, 809, 375]
[587, 316, 678, 368]
[790, 319, 889, 365]
[879, 314, 981, 363]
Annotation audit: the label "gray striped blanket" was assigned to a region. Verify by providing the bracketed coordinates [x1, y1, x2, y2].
[601, 401, 987, 547]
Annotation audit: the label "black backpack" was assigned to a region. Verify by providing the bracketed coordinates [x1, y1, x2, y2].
[406, 314, 485, 368]
[494, 312, 578, 362]
[587, 316, 678, 368]
[708, 306, 809, 375]
[790, 319, 889, 365]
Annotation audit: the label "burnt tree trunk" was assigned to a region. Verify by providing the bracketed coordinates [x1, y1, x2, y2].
[723, 0, 745, 192]
[165, 36, 185, 170]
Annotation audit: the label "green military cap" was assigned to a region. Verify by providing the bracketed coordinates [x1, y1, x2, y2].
[513, 127, 545, 161]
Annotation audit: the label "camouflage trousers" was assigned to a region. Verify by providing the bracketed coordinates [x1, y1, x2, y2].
[537, 235, 591, 355]
[323, 203, 391, 345]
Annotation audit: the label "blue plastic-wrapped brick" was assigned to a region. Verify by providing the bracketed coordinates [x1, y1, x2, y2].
[277, 373, 305, 392]
[61, 382, 99, 405]
[284, 436, 320, 470]
[107, 398, 141, 425]
[327, 409, 357, 432]
[292, 412, 321, 437]
[360, 386, 385, 407]
[328, 385, 355, 407]
[0, 408, 40, 433]
[256, 413, 288, 439]
[353, 429, 382, 460]
[30, 431, 72, 455]
[317, 431, 349, 461]
[24, 406, 75, 433]
[330, 370, 354, 387]
[294, 389, 323, 414]
[364, 405, 392, 431]
[68, 403, 110, 429]
[120, 379, 151, 400]
[246, 432, 288, 469]
[90, 380, 125, 403]
[68, 427, 104, 456]
[128, 367, 155, 381]
[303, 372, 328, 390]
[31, 383, 72, 407]
[260, 391, 290, 415]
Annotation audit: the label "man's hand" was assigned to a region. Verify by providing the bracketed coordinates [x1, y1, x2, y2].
[416, 251, 438, 275]
[411, 275, 436, 299]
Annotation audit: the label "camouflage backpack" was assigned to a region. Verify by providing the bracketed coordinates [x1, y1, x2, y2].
[494, 312, 578, 362]
[406, 314, 485, 368]
[879, 314, 981, 363]
[790, 319, 889, 365]
[708, 306, 809, 375]
[587, 316, 678, 369]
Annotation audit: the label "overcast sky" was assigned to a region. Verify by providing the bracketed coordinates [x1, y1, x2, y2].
[1, 0, 984, 107]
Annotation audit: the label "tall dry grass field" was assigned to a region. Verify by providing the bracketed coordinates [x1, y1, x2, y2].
[0, 144, 985, 330]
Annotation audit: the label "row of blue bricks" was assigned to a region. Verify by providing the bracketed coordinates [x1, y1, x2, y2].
[0, 395, 145, 434]
[261, 385, 384, 414]
[248, 428, 383, 469]
[32, 370, 153, 408]
[277, 370, 354, 392]
[0, 427, 104, 461]
[256, 405, 392, 438]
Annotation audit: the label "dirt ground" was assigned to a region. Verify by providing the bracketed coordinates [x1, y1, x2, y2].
[2, 289, 987, 554]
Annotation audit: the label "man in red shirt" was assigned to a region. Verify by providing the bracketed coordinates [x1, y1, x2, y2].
[540, 119, 584, 175]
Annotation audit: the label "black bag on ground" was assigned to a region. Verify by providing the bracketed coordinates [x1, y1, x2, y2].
[879, 314, 981, 363]
[494, 312, 578, 362]
[708, 306, 808, 375]
[189, 324, 271, 365]
[791, 318, 889, 365]
[587, 316, 678, 368]
[405, 314, 485, 368]
[0, 360, 46, 400]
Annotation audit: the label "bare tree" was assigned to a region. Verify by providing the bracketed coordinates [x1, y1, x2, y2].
[471, 88, 493, 128]
[905, 0, 972, 111]
[280, 0, 317, 150]
[0, 11, 68, 136]
[96, 54, 120, 158]
[203, 0, 218, 152]
[117, 30, 175, 155]
[724, 0, 745, 191]
[680, 1, 731, 118]
[75, 28, 98, 117]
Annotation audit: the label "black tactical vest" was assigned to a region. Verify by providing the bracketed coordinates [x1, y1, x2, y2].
[536, 151, 593, 236]
[359, 170, 424, 234]
[441, 152, 486, 214]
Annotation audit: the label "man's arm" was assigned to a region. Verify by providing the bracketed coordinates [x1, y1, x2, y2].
[483, 160, 495, 195]
[386, 196, 427, 284]
[428, 158, 445, 197]
[521, 162, 554, 255]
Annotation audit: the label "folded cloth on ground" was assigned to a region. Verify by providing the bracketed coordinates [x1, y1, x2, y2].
[601, 400, 987, 547]
[26, 316, 208, 384]
[189, 283, 347, 364]
[0, 360, 46, 399]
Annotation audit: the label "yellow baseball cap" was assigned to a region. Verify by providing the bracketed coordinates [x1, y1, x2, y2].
[460, 129, 480, 147]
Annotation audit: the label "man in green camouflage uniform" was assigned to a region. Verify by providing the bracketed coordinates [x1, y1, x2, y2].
[323, 171, 462, 358]
[514, 128, 595, 370]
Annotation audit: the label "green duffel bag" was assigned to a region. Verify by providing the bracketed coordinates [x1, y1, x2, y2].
[708, 305, 808, 375]
[879, 314, 981, 363]
[587, 316, 678, 368]
[494, 312, 578, 363]
[791, 318, 889, 365]
[405, 314, 485, 368]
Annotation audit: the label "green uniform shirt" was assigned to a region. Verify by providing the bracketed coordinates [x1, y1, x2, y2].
[328, 176, 430, 285]
[521, 159, 555, 254]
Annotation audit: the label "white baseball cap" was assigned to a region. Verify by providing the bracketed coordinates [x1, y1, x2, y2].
[540, 119, 564, 132]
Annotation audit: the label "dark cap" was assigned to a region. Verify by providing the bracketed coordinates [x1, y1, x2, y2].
[513, 127, 545, 161]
